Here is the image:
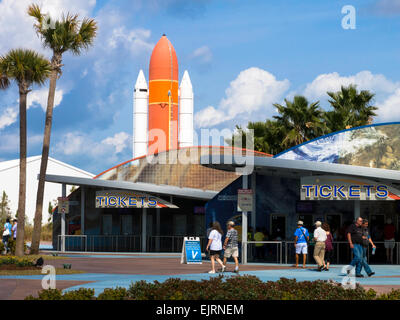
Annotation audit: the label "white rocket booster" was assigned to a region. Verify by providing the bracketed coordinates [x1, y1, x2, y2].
[178, 70, 194, 148]
[133, 70, 148, 159]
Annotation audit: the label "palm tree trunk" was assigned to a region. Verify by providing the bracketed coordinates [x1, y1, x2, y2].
[15, 86, 27, 257]
[31, 55, 60, 254]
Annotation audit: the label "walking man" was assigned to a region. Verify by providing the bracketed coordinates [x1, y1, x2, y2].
[313, 221, 327, 271]
[347, 217, 365, 278]
[223, 221, 240, 273]
[360, 219, 375, 277]
[294, 221, 309, 268]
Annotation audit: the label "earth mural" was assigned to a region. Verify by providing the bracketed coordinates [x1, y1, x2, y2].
[275, 123, 400, 171]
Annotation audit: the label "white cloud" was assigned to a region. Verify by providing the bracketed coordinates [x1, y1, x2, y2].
[190, 46, 212, 63]
[377, 88, 400, 122]
[195, 67, 290, 128]
[0, 107, 18, 130]
[302, 70, 400, 122]
[27, 88, 64, 111]
[91, 9, 154, 80]
[102, 132, 130, 153]
[303, 71, 399, 101]
[0, 0, 97, 54]
[55, 131, 131, 158]
[107, 27, 153, 55]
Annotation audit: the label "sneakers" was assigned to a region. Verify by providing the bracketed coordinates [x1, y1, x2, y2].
[234, 268, 239, 274]
[221, 265, 226, 273]
[355, 274, 364, 278]
[208, 270, 216, 274]
[368, 272, 375, 277]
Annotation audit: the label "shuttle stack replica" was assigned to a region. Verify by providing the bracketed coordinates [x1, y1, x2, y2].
[133, 34, 194, 159]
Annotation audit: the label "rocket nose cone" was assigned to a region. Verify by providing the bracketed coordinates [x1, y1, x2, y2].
[180, 70, 192, 89]
[135, 69, 148, 89]
[149, 35, 178, 81]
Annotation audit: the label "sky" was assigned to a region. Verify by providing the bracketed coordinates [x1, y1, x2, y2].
[1, 0, 400, 174]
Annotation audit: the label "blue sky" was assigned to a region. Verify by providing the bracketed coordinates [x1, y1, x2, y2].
[1, 0, 400, 174]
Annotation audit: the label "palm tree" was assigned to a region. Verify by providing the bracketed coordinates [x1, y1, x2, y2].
[273, 95, 326, 148]
[28, 4, 97, 254]
[326, 84, 377, 130]
[0, 49, 51, 256]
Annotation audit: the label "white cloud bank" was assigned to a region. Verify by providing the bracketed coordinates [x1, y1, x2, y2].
[55, 131, 131, 159]
[302, 70, 400, 122]
[195, 67, 290, 127]
[195, 68, 400, 128]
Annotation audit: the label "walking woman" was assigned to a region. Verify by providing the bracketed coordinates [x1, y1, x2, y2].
[322, 223, 334, 271]
[206, 221, 226, 274]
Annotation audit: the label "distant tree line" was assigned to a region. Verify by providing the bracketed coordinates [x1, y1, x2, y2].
[227, 85, 377, 155]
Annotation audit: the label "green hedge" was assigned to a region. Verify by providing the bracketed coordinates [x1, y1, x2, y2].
[0, 256, 36, 267]
[24, 276, 400, 300]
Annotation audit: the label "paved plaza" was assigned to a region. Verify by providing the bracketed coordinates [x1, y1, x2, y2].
[1, 252, 400, 299]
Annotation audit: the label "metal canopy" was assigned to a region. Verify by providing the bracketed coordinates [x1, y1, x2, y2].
[44, 174, 217, 200]
[201, 155, 400, 186]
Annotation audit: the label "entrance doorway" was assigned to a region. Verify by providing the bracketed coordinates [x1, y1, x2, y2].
[298, 214, 313, 231]
[370, 214, 385, 241]
[326, 214, 342, 235]
[270, 214, 286, 240]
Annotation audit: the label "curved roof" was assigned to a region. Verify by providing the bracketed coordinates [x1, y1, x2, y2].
[95, 146, 271, 191]
[149, 35, 178, 81]
[275, 122, 400, 171]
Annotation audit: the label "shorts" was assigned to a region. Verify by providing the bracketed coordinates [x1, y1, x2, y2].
[295, 242, 308, 255]
[224, 247, 239, 258]
[384, 239, 395, 249]
[209, 250, 222, 257]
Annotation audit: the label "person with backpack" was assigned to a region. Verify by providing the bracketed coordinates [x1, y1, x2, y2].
[206, 221, 226, 274]
[294, 221, 309, 268]
[2, 218, 12, 254]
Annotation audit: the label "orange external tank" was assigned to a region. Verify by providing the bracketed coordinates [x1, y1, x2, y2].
[148, 34, 179, 154]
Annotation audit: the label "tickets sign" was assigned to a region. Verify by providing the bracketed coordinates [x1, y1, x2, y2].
[301, 176, 400, 201]
[95, 190, 178, 208]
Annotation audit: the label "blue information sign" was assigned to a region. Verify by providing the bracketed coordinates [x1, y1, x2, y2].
[182, 238, 202, 264]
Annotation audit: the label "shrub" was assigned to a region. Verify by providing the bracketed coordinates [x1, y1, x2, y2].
[26, 289, 63, 300]
[25, 276, 400, 301]
[62, 288, 95, 300]
[97, 287, 127, 300]
[0, 256, 36, 267]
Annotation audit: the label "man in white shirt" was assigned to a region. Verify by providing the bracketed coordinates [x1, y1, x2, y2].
[313, 221, 327, 271]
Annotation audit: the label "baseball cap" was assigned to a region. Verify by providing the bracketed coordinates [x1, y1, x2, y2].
[314, 221, 322, 227]
[297, 220, 303, 225]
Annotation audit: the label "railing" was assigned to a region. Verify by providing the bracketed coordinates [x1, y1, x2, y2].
[246, 241, 283, 264]
[57, 235, 141, 252]
[147, 236, 207, 253]
[57, 235, 87, 252]
[55, 235, 400, 265]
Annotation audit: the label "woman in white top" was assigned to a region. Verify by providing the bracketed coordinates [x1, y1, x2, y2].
[206, 221, 226, 274]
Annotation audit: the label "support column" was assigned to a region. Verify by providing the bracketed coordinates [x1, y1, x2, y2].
[251, 172, 256, 231]
[354, 200, 360, 221]
[80, 187, 85, 234]
[156, 208, 160, 252]
[61, 183, 66, 252]
[142, 207, 147, 252]
[241, 174, 248, 265]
